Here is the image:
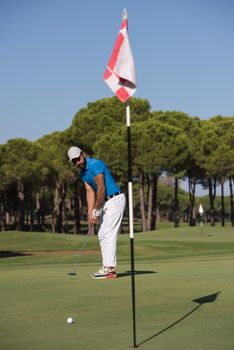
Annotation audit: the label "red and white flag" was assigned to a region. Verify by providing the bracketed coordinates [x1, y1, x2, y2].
[104, 9, 137, 103]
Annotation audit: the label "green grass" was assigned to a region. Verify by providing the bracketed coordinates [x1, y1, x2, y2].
[0, 225, 234, 350]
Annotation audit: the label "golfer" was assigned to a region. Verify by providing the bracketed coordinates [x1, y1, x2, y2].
[68, 146, 126, 279]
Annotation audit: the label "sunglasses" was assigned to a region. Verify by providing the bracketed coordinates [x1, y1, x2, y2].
[72, 156, 81, 165]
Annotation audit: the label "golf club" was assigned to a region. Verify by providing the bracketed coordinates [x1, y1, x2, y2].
[67, 230, 90, 276]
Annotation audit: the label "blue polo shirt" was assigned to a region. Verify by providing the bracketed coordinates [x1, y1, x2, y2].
[80, 158, 120, 197]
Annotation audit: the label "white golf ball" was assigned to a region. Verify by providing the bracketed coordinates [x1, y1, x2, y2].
[66, 317, 74, 324]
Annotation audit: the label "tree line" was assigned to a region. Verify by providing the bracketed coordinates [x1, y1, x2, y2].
[0, 97, 233, 233]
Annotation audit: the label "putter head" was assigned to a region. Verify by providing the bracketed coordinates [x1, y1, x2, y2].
[67, 272, 77, 276]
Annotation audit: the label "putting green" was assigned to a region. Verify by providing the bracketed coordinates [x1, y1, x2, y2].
[0, 226, 234, 350]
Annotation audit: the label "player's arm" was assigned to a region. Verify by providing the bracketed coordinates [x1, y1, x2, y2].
[94, 173, 106, 210]
[84, 182, 96, 223]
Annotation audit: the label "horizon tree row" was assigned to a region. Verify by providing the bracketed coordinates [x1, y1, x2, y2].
[0, 97, 233, 233]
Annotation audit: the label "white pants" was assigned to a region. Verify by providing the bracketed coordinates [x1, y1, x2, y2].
[98, 193, 126, 268]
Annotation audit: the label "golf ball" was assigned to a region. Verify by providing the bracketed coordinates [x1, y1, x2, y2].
[66, 317, 74, 324]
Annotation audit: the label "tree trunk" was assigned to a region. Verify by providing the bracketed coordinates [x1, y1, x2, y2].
[221, 180, 225, 227]
[53, 180, 66, 233]
[139, 170, 146, 232]
[0, 192, 7, 231]
[60, 182, 67, 233]
[146, 174, 158, 231]
[54, 181, 67, 233]
[41, 190, 46, 231]
[229, 177, 234, 227]
[174, 177, 179, 228]
[30, 196, 34, 231]
[0, 201, 5, 231]
[36, 192, 41, 228]
[6, 211, 10, 226]
[208, 178, 216, 226]
[17, 179, 25, 231]
[54, 181, 60, 232]
[151, 175, 158, 230]
[73, 180, 81, 235]
[51, 210, 55, 233]
[188, 177, 196, 226]
[146, 174, 152, 231]
[36, 191, 46, 232]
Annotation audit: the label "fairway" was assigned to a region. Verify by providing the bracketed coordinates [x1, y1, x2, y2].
[0, 226, 234, 350]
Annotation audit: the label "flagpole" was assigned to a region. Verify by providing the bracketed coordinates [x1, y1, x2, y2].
[126, 100, 137, 348]
[199, 204, 204, 238]
[103, 8, 137, 347]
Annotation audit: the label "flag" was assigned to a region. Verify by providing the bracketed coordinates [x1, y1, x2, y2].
[104, 9, 137, 103]
[198, 204, 204, 215]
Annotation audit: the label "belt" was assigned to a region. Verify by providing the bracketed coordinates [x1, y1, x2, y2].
[105, 191, 122, 201]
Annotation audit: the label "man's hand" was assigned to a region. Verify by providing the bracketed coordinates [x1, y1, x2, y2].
[90, 208, 102, 224]
[88, 211, 99, 225]
[90, 215, 98, 225]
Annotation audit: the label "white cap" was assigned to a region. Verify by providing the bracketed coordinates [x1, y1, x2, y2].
[68, 146, 82, 162]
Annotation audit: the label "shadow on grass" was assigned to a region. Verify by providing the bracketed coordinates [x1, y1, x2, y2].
[0, 251, 31, 258]
[118, 270, 157, 278]
[137, 291, 221, 347]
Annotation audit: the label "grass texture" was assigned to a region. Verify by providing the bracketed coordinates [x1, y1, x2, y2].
[0, 224, 234, 350]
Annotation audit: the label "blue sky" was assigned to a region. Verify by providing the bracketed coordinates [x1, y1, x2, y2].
[1, 0, 234, 146]
[1, 0, 233, 196]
